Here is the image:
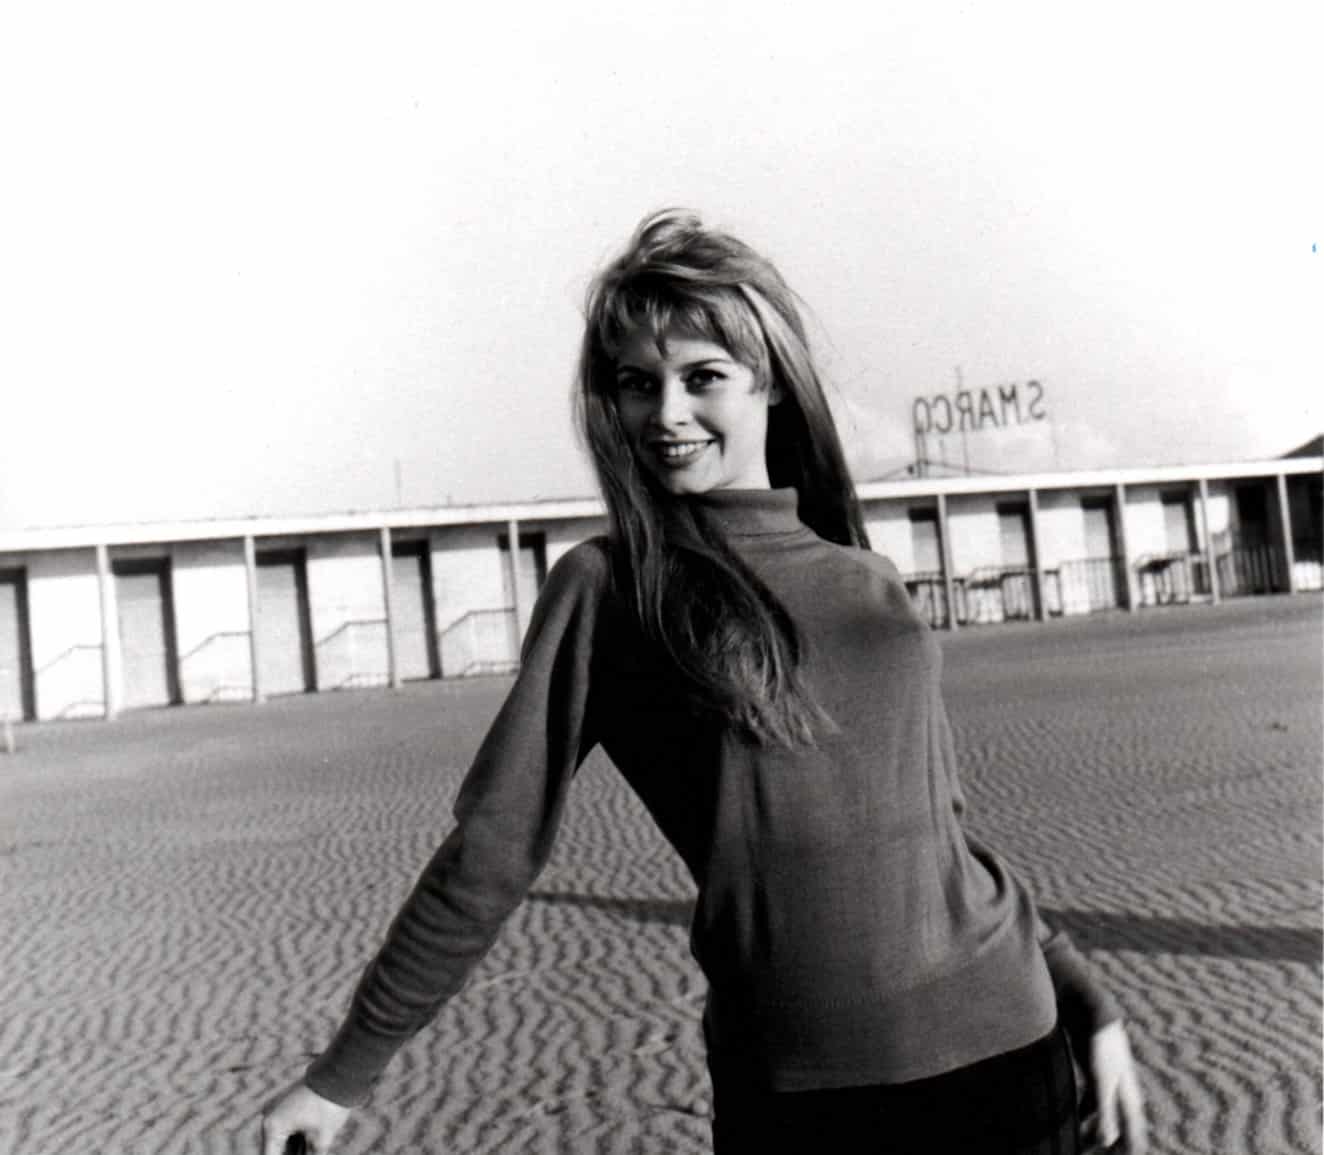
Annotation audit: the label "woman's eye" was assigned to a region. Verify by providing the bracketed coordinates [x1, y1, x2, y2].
[688, 370, 722, 388]
[616, 376, 655, 395]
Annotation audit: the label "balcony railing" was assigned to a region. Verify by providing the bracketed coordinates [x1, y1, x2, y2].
[1215, 544, 1285, 597]
[959, 566, 1037, 624]
[1048, 556, 1127, 615]
[1134, 552, 1212, 606]
[903, 566, 1046, 627]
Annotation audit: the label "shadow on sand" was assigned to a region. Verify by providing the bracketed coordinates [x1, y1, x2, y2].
[1038, 908, 1322, 966]
[527, 891, 1322, 965]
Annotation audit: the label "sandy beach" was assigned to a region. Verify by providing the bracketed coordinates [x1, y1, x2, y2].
[1, 595, 1320, 1154]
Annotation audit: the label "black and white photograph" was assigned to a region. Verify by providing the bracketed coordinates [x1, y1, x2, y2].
[1, 4, 1319, 1153]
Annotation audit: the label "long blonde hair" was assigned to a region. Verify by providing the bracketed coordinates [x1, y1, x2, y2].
[576, 210, 868, 746]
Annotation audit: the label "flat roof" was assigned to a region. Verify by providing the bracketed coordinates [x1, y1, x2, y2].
[1, 456, 1318, 553]
[855, 456, 1323, 500]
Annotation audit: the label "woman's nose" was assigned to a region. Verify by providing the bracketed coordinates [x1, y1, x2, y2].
[653, 379, 691, 428]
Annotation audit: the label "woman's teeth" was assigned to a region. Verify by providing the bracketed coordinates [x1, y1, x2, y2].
[654, 441, 712, 464]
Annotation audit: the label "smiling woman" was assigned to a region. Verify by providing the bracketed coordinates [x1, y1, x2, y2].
[263, 209, 1148, 1155]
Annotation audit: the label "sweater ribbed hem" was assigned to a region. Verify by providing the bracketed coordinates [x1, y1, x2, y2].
[706, 919, 1061, 1093]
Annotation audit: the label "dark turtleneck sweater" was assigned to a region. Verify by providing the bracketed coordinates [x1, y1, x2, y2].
[306, 487, 1120, 1106]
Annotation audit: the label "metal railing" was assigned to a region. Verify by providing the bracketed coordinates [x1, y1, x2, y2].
[906, 541, 1321, 628]
[34, 643, 106, 719]
[313, 617, 391, 690]
[1292, 537, 1323, 592]
[1134, 552, 1212, 606]
[178, 629, 253, 702]
[904, 567, 1045, 627]
[1049, 556, 1127, 615]
[958, 566, 1037, 625]
[438, 608, 519, 678]
[1215, 545, 1285, 597]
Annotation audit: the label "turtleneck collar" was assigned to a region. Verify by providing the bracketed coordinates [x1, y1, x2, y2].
[686, 487, 807, 538]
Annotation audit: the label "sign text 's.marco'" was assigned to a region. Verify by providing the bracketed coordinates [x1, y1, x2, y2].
[912, 381, 1047, 435]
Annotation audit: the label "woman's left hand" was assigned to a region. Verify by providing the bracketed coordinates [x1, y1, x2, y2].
[1085, 1020, 1147, 1152]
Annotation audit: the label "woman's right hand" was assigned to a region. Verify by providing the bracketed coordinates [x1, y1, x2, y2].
[262, 1081, 352, 1155]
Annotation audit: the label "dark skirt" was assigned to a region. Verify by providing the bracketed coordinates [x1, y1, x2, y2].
[710, 1024, 1079, 1155]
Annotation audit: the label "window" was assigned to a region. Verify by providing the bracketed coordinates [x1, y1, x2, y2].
[1161, 491, 1196, 553]
[1081, 498, 1117, 559]
[997, 503, 1031, 569]
[908, 510, 941, 573]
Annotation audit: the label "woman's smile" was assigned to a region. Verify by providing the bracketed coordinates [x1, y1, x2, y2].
[613, 330, 778, 495]
[649, 437, 717, 467]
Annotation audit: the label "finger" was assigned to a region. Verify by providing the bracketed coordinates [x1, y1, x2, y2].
[1120, 1077, 1148, 1153]
[261, 1117, 289, 1155]
[1097, 1084, 1120, 1148]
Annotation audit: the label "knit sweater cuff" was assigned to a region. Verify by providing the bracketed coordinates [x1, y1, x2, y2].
[303, 1013, 402, 1108]
[1040, 929, 1123, 1056]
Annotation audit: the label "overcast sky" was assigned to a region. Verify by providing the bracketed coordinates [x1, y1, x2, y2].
[1, 2, 1319, 531]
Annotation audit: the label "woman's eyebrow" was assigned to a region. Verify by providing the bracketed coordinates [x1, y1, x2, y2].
[615, 357, 732, 372]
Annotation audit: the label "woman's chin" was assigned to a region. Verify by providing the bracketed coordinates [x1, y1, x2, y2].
[652, 473, 716, 496]
[638, 458, 715, 496]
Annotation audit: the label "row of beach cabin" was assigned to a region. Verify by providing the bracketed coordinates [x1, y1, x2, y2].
[0, 456, 1319, 723]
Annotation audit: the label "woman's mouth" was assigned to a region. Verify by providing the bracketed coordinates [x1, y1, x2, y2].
[649, 439, 715, 467]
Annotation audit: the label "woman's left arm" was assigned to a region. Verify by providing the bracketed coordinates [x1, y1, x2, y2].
[1038, 922, 1147, 1152]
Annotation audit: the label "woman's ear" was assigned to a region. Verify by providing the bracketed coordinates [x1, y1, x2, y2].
[767, 381, 786, 406]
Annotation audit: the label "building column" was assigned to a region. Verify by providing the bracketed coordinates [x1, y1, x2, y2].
[1027, 488, 1047, 621]
[379, 527, 401, 689]
[1114, 483, 1136, 611]
[243, 536, 264, 704]
[95, 544, 122, 720]
[937, 494, 958, 632]
[1276, 473, 1298, 594]
[506, 518, 524, 655]
[1197, 478, 1221, 606]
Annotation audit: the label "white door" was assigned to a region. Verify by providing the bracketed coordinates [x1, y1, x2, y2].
[257, 555, 314, 695]
[391, 545, 437, 680]
[115, 564, 176, 709]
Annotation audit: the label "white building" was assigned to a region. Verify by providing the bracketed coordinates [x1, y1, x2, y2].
[0, 455, 1319, 723]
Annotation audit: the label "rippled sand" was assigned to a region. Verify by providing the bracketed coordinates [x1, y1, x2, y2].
[1, 596, 1319, 1154]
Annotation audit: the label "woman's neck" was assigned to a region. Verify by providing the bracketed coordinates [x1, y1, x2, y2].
[686, 487, 805, 538]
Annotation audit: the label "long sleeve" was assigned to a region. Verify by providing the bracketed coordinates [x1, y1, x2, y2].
[305, 540, 610, 1107]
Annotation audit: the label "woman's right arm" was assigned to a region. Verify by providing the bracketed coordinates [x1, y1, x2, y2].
[262, 540, 611, 1139]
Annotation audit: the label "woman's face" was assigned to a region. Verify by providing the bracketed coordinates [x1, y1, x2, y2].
[612, 329, 780, 496]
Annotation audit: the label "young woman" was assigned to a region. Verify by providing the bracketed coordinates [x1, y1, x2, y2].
[263, 210, 1147, 1154]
